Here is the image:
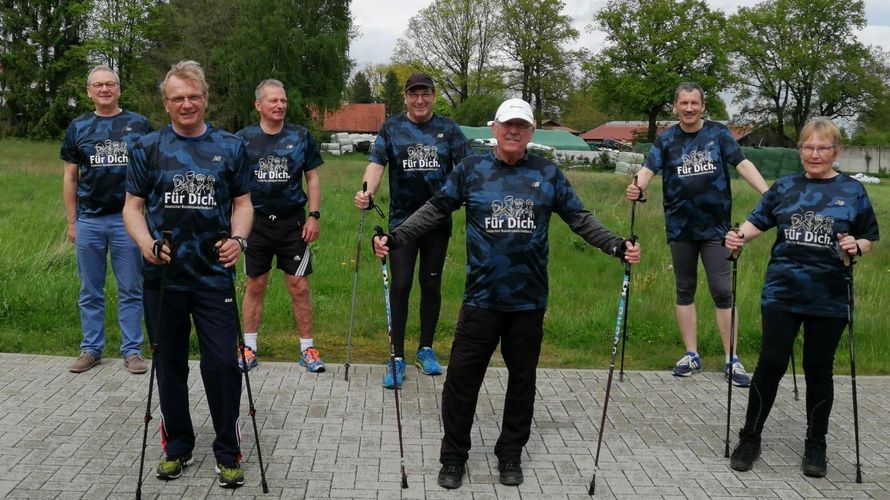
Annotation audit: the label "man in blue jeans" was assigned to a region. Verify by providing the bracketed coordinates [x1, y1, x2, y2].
[62, 65, 153, 374]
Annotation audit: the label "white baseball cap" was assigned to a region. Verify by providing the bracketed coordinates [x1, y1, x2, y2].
[494, 98, 534, 127]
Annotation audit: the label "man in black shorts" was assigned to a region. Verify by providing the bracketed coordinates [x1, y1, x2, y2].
[236, 79, 325, 373]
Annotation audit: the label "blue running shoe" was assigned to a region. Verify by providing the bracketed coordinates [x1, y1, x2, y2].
[725, 358, 751, 387]
[383, 357, 406, 389]
[672, 351, 702, 377]
[237, 346, 258, 372]
[415, 347, 442, 375]
[299, 346, 326, 373]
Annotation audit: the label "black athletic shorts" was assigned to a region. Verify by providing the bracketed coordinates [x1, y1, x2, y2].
[245, 212, 313, 277]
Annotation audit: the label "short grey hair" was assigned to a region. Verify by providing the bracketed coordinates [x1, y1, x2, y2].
[87, 66, 119, 87]
[674, 82, 705, 103]
[255, 79, 285, 100]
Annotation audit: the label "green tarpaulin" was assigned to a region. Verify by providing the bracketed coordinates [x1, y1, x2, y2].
[460, 126, 591, 151]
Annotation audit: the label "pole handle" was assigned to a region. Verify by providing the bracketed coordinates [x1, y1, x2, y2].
[633, 174, 646, 203]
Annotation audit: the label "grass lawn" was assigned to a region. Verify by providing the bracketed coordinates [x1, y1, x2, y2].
[1, 137, 888, 374]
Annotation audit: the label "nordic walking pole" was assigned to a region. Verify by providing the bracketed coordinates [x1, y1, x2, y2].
[588, 235, 636, 496]
[217, 232, 269, 493]
[724, 224, 742, 458]
[136, 230, 172, 500]
[790, 349, 799, 401]
[374, 226, 409, 489]
[840, 234, 863, 483]
[345, 182, 384, 382]
[619, 175, 645, 383]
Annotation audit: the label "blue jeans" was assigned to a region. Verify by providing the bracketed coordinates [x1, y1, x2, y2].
[75, 213, 144, 357]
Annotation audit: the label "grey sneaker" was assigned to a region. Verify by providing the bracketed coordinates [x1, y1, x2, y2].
[69, 352, 100, 373]
[125, 354, 147, 374]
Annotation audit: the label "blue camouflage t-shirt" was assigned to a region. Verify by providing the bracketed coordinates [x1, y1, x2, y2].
[369, 113, 473, 228]
[61, 111, 153, 217]
[644, 120, 746, 241]
[236, 123, 323, 217]
[748, 173, 879, 318]
[127, 124, 253, 291]
[430, 151, 590, 312]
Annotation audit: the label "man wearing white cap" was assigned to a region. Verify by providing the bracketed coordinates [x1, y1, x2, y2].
[373, 98, 641, 489]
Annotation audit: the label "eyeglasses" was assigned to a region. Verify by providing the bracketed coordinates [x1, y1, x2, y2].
[406, 91, 434, 100]
[90, 82, 118, 89]
[165, 95, 206, 105]
[800, 145, 835, 156]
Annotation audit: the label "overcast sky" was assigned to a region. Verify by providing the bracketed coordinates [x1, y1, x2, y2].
[349, 0, 890, 69]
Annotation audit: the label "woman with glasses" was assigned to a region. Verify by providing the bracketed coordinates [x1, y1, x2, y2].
[725, 117, 879, 477]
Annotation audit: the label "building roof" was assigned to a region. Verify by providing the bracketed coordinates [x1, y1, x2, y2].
[460, 126, 591, 151]
[540, 119, 580, 135]
[581, 120, 752, 142]
[320, 103, 385, 133]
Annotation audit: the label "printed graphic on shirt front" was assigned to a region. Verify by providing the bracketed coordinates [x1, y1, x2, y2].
[403, 144, 440, 171]
[255, 155, 290, 182]
[784, 211, 835, 247]
[90, 140, 130, 168]
[485, 195, 536, 233]
[677, 148, 717, 177]
[165, 170, 218, 209]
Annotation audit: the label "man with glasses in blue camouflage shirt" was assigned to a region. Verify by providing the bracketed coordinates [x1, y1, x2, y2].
[123, 60, 254, 489]
[236, 79, 325, 374]
[354, 73, 473, 389]
[374, 98, 641, 489]
[62, 65, 153, 375]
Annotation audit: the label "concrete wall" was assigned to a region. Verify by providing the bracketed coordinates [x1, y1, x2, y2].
[838, 147, 890, 174]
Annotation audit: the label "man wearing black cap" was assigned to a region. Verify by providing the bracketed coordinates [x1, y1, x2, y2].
[354, 73, 473, 389]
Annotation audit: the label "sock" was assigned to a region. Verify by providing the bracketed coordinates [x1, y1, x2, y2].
[244, 333, 258, 352]
[300, 337, 314, 353]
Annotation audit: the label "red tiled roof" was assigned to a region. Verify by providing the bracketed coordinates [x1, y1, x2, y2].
[321, 103, 385, 133]
[581, 121, 753, 142]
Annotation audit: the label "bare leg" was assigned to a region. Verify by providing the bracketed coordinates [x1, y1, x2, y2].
[243, 273, 270, 333]
[286, 275, 313, 339]
[676, 303, 697, 353]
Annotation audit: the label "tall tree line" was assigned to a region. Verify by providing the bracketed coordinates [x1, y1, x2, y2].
[0, 0, 352, 139]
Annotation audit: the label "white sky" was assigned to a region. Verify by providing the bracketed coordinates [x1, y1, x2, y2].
[349, 0, 890, 69]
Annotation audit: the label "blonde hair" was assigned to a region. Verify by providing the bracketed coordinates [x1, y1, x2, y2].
[798, 117, 841, 148]
[159, 60, 208, 98]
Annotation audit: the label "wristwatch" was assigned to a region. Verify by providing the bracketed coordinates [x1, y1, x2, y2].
[308, 211, 321, 220]
[231, 236, 248, 251]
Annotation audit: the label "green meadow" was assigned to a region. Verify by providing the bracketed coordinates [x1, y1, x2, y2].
[1, 138, 887, 374]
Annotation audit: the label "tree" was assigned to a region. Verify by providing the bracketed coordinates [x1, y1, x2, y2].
[452, 94, 503, 126]
[382, 70, 403, 118]
[394, 0, 500, 107]
[728, 0, 888, 144]
[587, 0, 730, 141]
[348, 71, 374, 103]
[501, 0, 578, 124]
[557, 89, 614, 132]
[144, 0, 352, 131]
[0, 0, 90, 138]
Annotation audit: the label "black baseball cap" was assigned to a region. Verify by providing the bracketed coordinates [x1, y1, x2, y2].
[405, 73, 435, 91]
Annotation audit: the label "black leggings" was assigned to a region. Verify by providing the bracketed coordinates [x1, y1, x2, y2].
[740, 306, 847, 441]
[389, 222, 451, 357]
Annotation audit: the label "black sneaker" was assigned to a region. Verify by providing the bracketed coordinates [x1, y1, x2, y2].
[498, 458, 523, 486]
[729, 438, 761, 472]
[437, 463, 464, 489]
[802, 438, 827, 477]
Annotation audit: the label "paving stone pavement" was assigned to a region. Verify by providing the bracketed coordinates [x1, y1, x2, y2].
[0, 353, 888, 499]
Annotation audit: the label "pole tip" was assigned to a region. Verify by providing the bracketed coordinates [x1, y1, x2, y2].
[262, 479, 269, 493]
[856, 470, 862, 483]
[588, 477, 596, 495]
[401, 474, 409, 489]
